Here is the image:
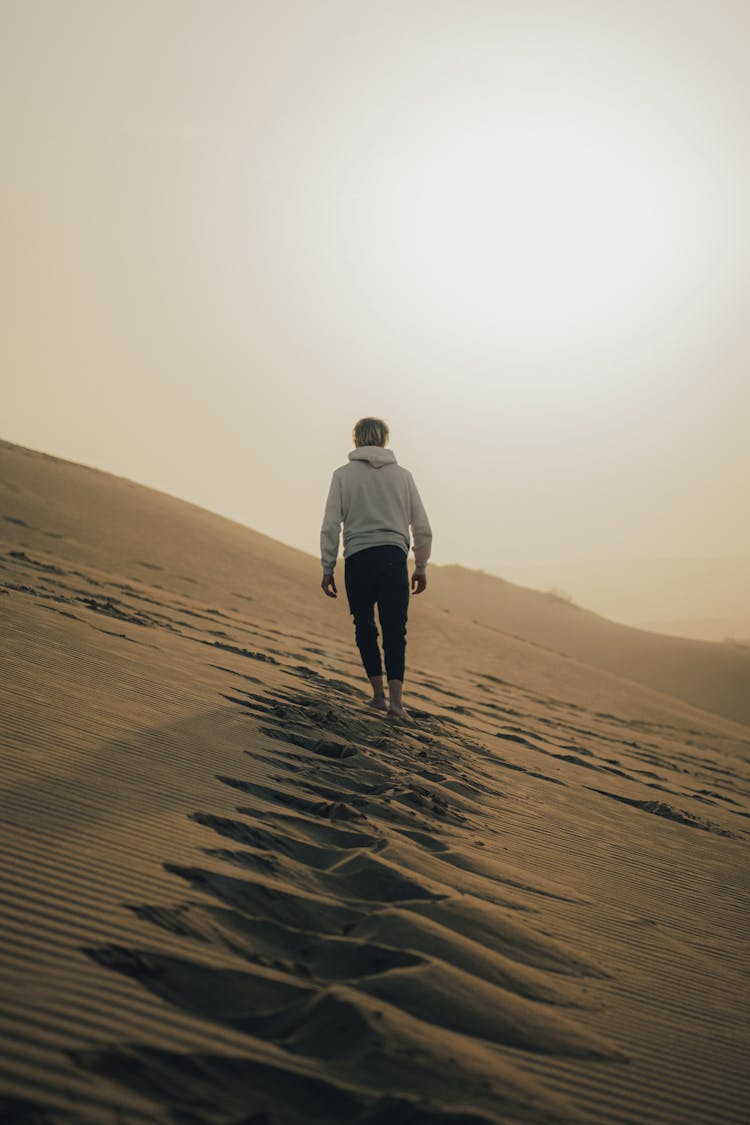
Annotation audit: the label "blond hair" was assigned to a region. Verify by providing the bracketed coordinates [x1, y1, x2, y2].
[353, 417, 389, 448]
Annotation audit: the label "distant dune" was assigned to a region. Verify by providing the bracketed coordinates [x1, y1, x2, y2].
[501, 556, 750, 644]
[638, 615, 750, 644]
[427, 565, 750, 727]
[2, 438, 749, 1125]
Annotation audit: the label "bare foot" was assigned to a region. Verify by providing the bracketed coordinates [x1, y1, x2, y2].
[369, 696, 388, 712]
[386, 678, 406, 719]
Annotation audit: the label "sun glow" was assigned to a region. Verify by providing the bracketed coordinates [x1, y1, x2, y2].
[322, 39, 738, 376]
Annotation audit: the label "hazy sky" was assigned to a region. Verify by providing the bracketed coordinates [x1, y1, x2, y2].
[3, 1, 749, 584]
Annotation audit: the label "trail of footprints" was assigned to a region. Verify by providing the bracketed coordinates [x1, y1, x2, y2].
[81, 676, 622, 1125]
[8, 538, 743, 1114]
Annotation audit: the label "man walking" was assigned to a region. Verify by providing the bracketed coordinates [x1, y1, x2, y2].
[320, 417, 432, 718]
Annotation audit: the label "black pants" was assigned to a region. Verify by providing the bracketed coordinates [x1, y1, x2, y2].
[344, 545, 409, 682]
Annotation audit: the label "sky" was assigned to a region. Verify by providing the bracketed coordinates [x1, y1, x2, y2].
[3, 1, 749, 627]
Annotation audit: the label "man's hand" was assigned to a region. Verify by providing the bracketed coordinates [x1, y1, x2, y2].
[412, 572, 427, 595]
[321, 574, 338, 598]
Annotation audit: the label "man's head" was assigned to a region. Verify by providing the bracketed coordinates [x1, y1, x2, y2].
[353, 417, 389, 448]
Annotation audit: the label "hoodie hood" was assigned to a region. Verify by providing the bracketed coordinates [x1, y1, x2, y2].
[348, 446, 397, 469]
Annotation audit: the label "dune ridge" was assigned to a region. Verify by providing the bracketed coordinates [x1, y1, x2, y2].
[1, 439, 749, 1123]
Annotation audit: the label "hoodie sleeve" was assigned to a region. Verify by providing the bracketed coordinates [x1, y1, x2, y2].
[408, 474, 432, 574]
[320, 472, 343, 575]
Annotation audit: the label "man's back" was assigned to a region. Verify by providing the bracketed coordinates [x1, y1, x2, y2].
[321, 446, 431, 574]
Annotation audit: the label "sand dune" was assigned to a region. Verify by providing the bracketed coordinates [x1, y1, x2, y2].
[639, 614, 750, 644]
[427, 565, 750, 727]
[1, 439, 749, 1124]
[499, 557, 750, 645]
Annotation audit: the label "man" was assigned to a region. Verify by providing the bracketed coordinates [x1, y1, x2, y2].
[320, 417, 432, 718]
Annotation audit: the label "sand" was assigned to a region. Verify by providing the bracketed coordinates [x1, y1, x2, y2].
[1, 438, 749, 1124]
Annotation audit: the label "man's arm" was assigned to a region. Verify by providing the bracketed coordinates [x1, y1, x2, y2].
[408, 474, 432, 594]
[320, 473, 343, 598]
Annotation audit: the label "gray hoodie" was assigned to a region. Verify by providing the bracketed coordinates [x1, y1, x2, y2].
[320, 447, 432, 576]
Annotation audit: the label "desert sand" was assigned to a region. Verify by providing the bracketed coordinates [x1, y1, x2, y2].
[1, 438, 748, 1124]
